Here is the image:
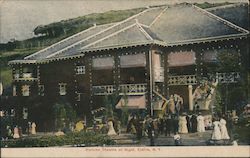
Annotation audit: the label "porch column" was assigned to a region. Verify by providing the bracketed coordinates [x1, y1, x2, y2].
[188, 85, 193, 111]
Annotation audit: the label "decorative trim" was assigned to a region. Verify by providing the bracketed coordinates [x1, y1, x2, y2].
[149, 7, 168, 27]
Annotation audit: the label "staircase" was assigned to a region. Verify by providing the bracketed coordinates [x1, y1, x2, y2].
[110, 134, 139, 146]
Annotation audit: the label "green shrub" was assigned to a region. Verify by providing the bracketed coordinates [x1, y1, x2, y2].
[1, 132, 115, 147]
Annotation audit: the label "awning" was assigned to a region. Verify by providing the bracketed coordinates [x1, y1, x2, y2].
[120, 54, 146, 68]
[92, 57, 114, 70]
[116, 95, 146, 109]
[168, 51, 196, 67]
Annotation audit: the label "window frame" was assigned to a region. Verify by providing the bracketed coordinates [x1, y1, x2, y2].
[59, 83, 67, 96]
[76, 65, 86, 75]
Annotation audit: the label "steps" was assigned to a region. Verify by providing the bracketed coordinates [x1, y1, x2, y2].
[110, 134, 139, 145]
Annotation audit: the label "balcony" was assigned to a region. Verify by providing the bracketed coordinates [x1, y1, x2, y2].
[119, 83, 147, 95]
[168, 75, 197, 86]
[13, 73, 38, 82]
[216, 72, 240, 83]
[92, 85, 115, 95]
[92, 83, 147, 95]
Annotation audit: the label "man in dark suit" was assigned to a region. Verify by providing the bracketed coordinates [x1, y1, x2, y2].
[191, 114, 197, 133]
[165, 115, 172, 136]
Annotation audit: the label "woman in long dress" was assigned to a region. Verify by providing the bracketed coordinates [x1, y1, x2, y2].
[178, 115, 188, 134]
[107, 120, 117, 135]
[31, 122, 36, 135]
[13, 126, 20, 139]
[197, 114, 205, 132]
[211, 121, 221, 140]
[220, 118, 230, 140]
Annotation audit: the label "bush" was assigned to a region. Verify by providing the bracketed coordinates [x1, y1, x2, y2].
[1, 132, 115, 147]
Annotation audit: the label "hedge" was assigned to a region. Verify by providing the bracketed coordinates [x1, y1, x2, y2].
[1, 132, 115, 147]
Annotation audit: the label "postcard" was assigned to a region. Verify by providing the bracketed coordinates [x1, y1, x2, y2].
[0, 0, 249, 157]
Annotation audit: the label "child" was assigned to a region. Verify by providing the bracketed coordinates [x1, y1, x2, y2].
[174, 132, 181, 146]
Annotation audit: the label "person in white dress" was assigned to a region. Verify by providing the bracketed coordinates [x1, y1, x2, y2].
[13, 126, 20, 139]
[211, 121, 221, 140]
[178, 115, 188, 134]
[220, 118, 230, 140]
[107, 120, 117, 135]
[31, 122, 36, 135]
[197, 114, 205, 132]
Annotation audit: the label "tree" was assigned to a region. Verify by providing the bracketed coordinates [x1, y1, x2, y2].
[120, 94, 129, 126]
[216, 51, 241, 73]
[214, 89, 223, 115]
[53, 103, 66, 130]
[215, 51, 247, 112]
[52, 100, 77, 131]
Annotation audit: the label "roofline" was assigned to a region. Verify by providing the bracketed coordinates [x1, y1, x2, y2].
[79, 23, 138, 50]
[75, 33, 249, 53]
[163, 32, 249, 47]
[192, 4, 249, 34]
[205, 2, 248, 11]
[8, 60, 37, 65]
[24, 24, 98, 59]
[136, 22, 153, 40]
[9, 32, 248, 65]
[149, 6, 168, 27]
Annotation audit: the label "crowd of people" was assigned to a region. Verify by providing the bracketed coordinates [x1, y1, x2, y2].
[126, 112, 212, 138]
[123, 112, 232, 145]
[1, 121, 37, 140]
[1, 108, 232, 146]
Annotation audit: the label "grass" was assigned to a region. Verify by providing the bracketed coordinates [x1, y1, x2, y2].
[0, 68, 12, 88]
[0, 48, 43, 88]
[194, 2, 233, 9]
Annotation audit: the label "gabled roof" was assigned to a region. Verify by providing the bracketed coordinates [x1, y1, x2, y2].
[18, 3, 249, 63]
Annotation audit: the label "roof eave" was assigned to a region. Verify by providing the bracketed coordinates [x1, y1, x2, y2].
[9, 32, 248, 65]
[162, 33, 249, 47]
[8, 60, 37, 65]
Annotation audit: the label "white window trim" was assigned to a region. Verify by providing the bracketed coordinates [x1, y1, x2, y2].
[76, 66, 86, 75]
[59, 83, 67, 95]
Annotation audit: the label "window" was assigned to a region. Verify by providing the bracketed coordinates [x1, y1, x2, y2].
[59, 83, 67, 95]
[76, 66, 86, 75]
[38, 85, 45, 96]
[23, 108, 28, 119]
[13, 85, 17, 96]
[22, 85, 30, 96]
[76, 93, 82, 101]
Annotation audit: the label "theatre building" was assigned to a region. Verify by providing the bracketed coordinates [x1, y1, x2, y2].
[9, 3, 249, 130]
